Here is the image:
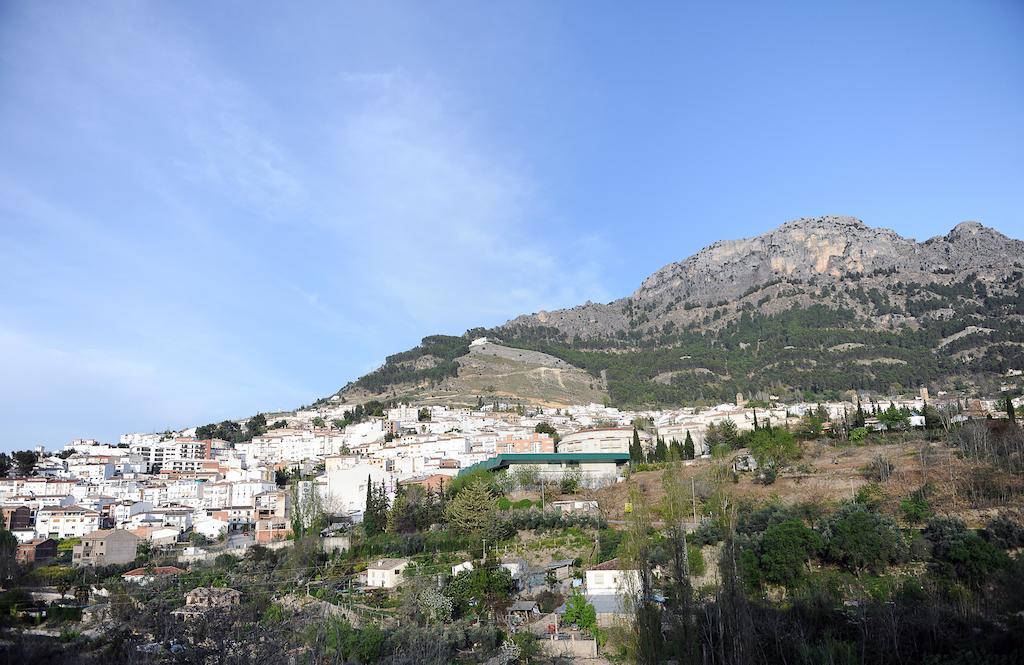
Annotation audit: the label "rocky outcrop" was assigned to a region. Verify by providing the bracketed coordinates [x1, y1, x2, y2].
[501, 216, 1024, 341]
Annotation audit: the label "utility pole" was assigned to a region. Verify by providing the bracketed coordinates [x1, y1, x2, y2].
[691, 477, 698, 525]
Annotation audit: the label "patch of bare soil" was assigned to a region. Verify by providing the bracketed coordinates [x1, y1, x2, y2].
[594, 439, 1024, 528]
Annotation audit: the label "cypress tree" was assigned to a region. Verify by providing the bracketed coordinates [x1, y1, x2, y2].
[630, 428, 643, 465]
[683, 431, 695, 460]
[363, 475, 377, 535]
[1008, 395, 1017, 426]
[670, 438, 684, 461]
[655, 436, 668, 463]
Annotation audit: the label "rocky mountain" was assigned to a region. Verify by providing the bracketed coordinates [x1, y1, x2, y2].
[332, 216, 1024, 408]
[504, 216, 1024, 340]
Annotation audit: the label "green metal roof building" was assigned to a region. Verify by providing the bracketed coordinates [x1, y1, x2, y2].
[458, 452, 630, 477]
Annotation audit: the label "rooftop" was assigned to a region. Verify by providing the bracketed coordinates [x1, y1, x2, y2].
[458, 452, 630, 476]
[369, 558, 409, 570]
[123, 566, 185, 577]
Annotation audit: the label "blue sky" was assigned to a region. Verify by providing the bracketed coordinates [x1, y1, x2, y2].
[1, 1, 1022, 450]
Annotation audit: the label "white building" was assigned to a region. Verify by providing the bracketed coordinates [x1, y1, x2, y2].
[35, 505, 102, 539]
[557, 427, 649, 454]
[367, 558, 409, 589]
[323, 456, 395, 516]
[585, 559, 640, 594]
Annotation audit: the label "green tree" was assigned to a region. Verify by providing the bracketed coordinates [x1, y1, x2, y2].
[630, 428, 644, 465]
[446, 560, 514, 615]
[417, 407, 431, 422]
[654, 437, 668, 463]
[0, 453, 11, 477]
[821, 504, 906, 575]
[758, 519, 820, 588]
[797, 411, 824, 438]
[1006, 394, 1017, 425]
[747, 427, 799, 473]
[535, 421, 560, 443]
[363, 477, 389, 537]
[562, 591, 597, 631]
[878, 403, 910, 430]
[924, 516, 1009, 587]
[246, 413, 268, 438]
[683, 431, 696, 460]
[444, 478, 498, 541]
[290, 479, 326, 538]
[12, 450, 37, 477]
[853, 397, 867, 429]
[311, 416, 326, 428]
[0, 528, 17, 582]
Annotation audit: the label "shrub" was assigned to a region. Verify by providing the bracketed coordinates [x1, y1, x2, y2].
[924, 516, 1009, 586]
[900, 490, 931, 524]
[854, 482, 885, 510]
[686, 543, 705, 577]
[758, 519, 821, 587]
[861, 455, 894, 482]
[983, 513, 1024, 550]
[563, 591, 597, 631]
[820, 504, 906, 575]
[737, 503, 801, 536]
[691, 520, 725, 546]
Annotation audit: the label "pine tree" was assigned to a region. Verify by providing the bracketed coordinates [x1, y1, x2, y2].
[683, 431, 695, 460]
[444, 478, 497, 540]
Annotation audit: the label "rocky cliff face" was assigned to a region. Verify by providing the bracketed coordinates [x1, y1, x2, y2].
[503, 216, 1024, 341]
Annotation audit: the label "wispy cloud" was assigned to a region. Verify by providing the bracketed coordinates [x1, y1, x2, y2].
[0, 4, 612, 448]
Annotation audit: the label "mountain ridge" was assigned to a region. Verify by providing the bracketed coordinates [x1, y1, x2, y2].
[329, 216, 1024, 408]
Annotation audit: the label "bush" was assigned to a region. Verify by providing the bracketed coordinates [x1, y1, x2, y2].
[855, 482, 885, 510]
[983, 513, 1024, 550]
[737, 503, 802, 536]
[758, 519, 821, 587]
[535, 589, 563, 613]
[687, 543, 705, 577]
[900, 490, 931, 524]
[758, 468, 778, 485]
[447, 469, 500, 498]
[691, 519, 726, 546]
[924, 516, 1009, 586]
[820, 504, 906, 575]
[861, 455, 894, 482]
[502, 508, 605, 532]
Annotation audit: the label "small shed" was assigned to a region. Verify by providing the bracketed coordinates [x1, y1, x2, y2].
[508, 600, 541, 624]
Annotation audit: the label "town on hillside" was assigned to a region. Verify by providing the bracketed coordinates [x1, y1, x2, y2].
[2, 379, 1023, 662]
